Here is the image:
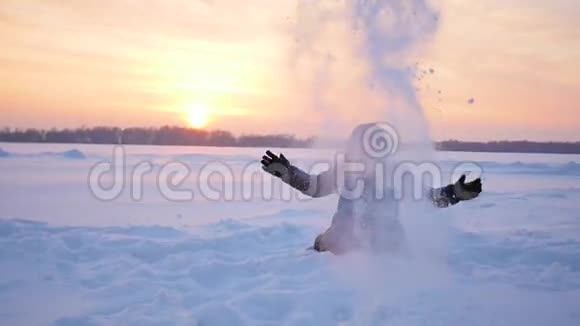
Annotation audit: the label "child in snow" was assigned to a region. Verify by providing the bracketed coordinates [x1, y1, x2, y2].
[261, 123, 482, 254]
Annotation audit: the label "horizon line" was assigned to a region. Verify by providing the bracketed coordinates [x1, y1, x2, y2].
[1, 125, 579, 144]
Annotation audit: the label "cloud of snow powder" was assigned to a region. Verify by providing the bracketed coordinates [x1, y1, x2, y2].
[289, 0, 451, 312]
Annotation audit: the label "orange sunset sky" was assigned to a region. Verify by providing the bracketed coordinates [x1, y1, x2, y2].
[0, 0, 578, 141]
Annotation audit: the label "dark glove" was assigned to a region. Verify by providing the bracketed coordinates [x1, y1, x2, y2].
[261, 150, 291, 179]
[453, 174, 482, 201]
[432, 174, 482, 207]
[260, 150, 313, 193]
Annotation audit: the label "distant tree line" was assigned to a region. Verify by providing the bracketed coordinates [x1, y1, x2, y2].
[1, 127, 579, 154]
[437, 140, 580, 154]
[0, 126, 315, 148]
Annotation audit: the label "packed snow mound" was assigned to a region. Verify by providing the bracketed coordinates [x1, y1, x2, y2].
[36, 148, 87, 159]
[0, 148, 87, 159]
[561, 161, 580, 174]
[58, 149, 86, 159]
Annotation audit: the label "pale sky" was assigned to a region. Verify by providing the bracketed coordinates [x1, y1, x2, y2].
[0, 0, 578, 141]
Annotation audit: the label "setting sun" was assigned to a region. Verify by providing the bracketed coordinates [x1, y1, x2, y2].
[187, 104, 210, 129]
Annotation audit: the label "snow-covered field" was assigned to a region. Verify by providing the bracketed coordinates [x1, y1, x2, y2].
[1, 143, 579, 325]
